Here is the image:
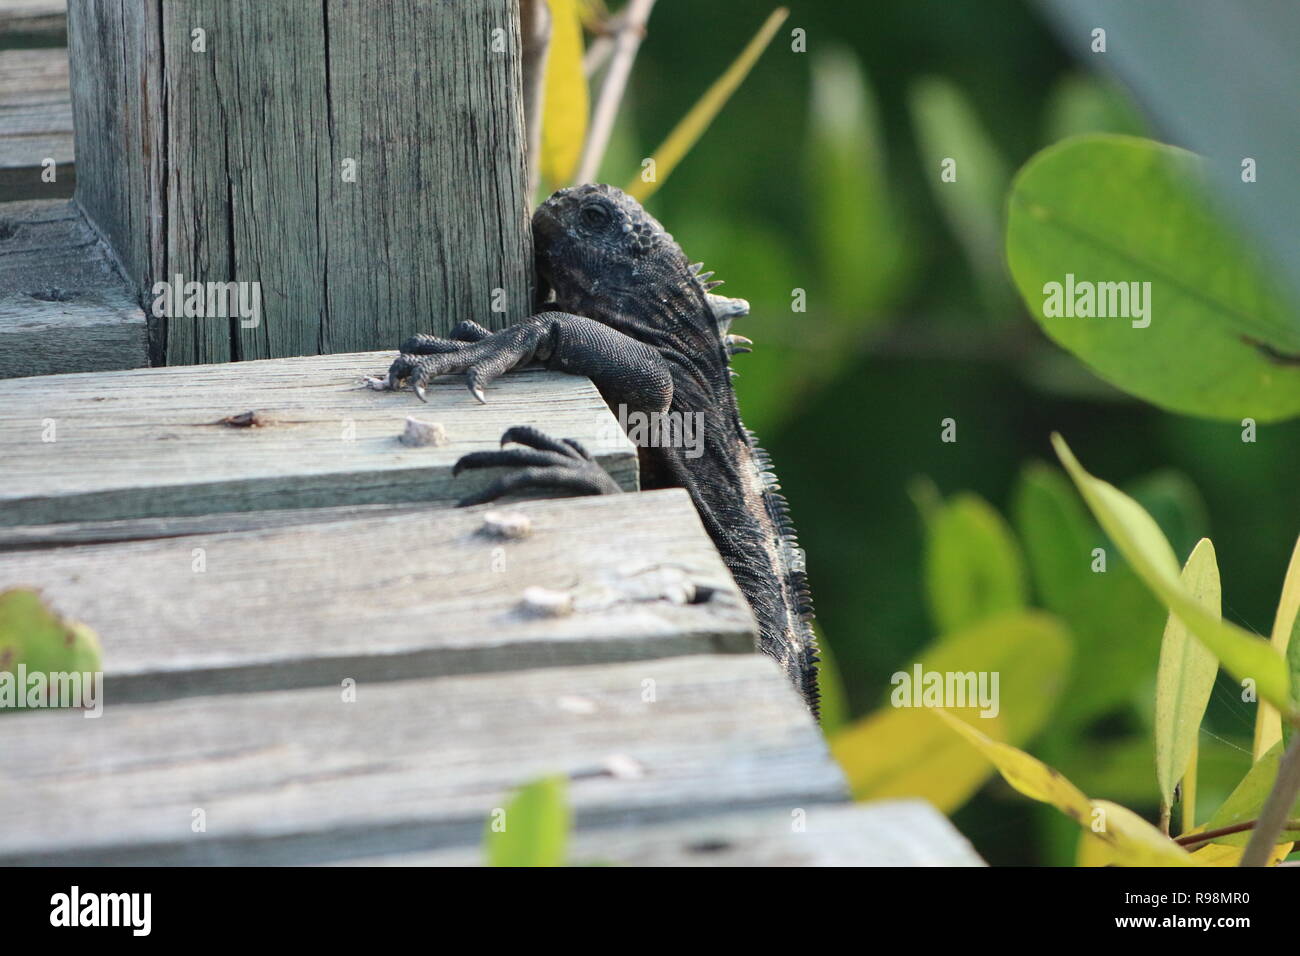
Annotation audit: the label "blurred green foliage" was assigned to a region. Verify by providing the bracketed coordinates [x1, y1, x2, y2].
[608, 0, 1300, 864]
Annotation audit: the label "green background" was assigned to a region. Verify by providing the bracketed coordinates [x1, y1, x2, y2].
[610, 0, 1300, 864]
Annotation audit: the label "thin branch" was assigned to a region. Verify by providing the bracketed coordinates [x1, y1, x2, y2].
[1241, 730, 1300, 866]
[1175, 817, 1300, 851]
[574, 0, 656, 185]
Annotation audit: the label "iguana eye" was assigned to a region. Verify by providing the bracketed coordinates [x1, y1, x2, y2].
[580, 204, 611, 229]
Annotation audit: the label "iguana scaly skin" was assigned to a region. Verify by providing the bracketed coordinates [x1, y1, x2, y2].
[368, 184, 819, 712]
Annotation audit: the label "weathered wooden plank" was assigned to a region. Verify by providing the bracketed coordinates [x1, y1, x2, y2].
[66, 0, 159, 307]
[0, 351, 637, 526]
[0, 490, 748, 701]
[0, 655, 842, 865]
[0, 2, 67, 47]
[338, 801, 985, 867]
[0, 3, 65, 50]
[68, 0, 532, 365]
[0, 501, 436, 550]
[0, 48, 73, 202]
[0, 198, 148, 376]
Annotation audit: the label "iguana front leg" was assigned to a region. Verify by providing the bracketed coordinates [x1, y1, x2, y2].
[368, 312, 673, 504]
[367, 311, 673, 413]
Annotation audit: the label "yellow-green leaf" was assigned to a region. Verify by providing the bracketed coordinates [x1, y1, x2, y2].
[923, 492, 1027, 634]
[937, 709, 1089, 811]
[1090, 799, 1197, 867]
[829, 611, 1070, 810]
[627, 7, 787, 201]
[937, 711, 1193, 866]
[1155, 538, 1220, 817]
[540, 0, 588, 189]
[484, 775, 571, 867]
[1187, 842, 1291, 866]
[0, 588, 102, 713]
[1053, 433, 1294, 714]
[1254, 535, 1300, 759]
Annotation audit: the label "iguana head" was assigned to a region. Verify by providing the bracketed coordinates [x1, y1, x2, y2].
[533, 184, 748, 346]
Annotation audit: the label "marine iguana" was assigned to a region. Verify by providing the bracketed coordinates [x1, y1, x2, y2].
[366, 184, 819, 712]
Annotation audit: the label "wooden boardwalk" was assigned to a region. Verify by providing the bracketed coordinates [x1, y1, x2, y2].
[0, 2, 981, 866]
[0, 351, 982, 866]
[0, 47, 72, 202]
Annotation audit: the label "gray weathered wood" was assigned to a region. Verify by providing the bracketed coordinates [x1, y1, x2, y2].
[65, 0, 158, 313]
[0, 1, 66, 46]
[0, 490, 752, 702]
[67, 0, 532, 366]
[338, 801, 985, 867]
[0, 655, 843, 865]
[0, 198, 148, 375]
[0, 350, 637, 526]
[0, 48, 73, 202]
[0, 501, 437, 550]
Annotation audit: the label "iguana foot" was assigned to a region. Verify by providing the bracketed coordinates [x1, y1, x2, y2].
[362, 321, 498, 395]
[453, 425, 621, 506]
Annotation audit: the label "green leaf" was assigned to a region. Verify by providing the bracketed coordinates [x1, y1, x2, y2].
[1014, 463, 1202, 730]
[1013, 463, 1096, 613]
[627, 7, 787, 202]
[830, 610, 1070, 811]
[1053, 434, 1295, 714]
[923, 492, 1027, 635]
[807, 47, 910, 322]
[1197, 741, 1300, 847]
[1007, 135, 1300, 422]
[1154, 538, 1220, 816]
[1257, 536, 1300, 757]
[484, 775, 572, 867]
[0, 589, 102, 712]
[908, 76, 1013, 320]
[539, 0, 589, 189]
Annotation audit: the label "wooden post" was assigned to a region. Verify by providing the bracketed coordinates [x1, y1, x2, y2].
[66, 0, 533, 366]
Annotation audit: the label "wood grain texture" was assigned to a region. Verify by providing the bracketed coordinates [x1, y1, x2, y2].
[338, 801, 985, 867]
[67, 0, 532, 366]
[66, 0, 160, 314]
[0, 655, 842, 864]
[0, 350, 637, 526]
[0, 48, 73, 202]
[0, 198, 148, 375]
[0, 501, 436, 550]
[0, 489, 751, 701]
[317, 0, 534, 357]
[0, 2, 65, 46]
